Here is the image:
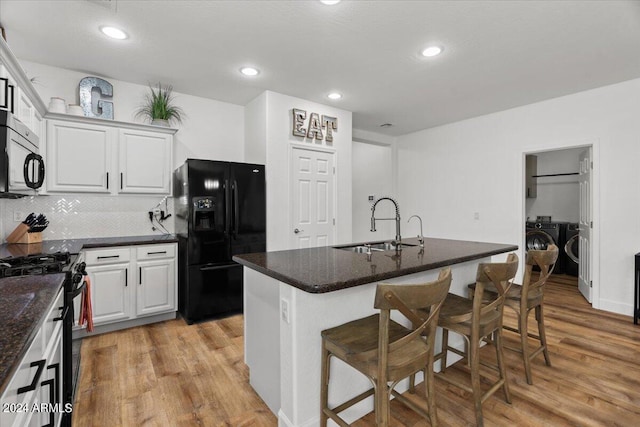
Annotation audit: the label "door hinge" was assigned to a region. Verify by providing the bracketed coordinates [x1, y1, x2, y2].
[333, 167, 335, 175]
[333, 218, 335, 225]
[590, 161, 593, 169]
[590, 221, 593, 228]
[590, 280, 593, 288]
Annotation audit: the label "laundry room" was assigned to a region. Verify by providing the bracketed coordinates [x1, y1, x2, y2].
[525, 147, 585, 278]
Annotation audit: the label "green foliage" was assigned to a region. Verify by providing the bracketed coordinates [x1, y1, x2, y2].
[135, 83, 185, 124]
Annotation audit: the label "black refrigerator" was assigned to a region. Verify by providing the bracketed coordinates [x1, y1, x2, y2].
[174, 159, 266, 324]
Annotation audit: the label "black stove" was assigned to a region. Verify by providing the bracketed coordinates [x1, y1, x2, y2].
[0, 252, 72, 277]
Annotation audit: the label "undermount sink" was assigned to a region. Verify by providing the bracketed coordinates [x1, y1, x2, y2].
[335, 241, 416, 253]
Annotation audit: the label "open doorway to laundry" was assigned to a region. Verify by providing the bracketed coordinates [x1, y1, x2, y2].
[524, 145, 595, 305]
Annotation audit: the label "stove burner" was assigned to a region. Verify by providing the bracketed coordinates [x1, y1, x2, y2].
[0, 252, 71, 277]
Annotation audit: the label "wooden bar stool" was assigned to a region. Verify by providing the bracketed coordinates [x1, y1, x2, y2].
[436, 254, 518, 427]
[320, 267, 452, 427]
[468, 245, 558, 384]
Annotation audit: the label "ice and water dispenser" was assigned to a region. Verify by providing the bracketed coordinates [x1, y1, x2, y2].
[192, 196, 216, 231]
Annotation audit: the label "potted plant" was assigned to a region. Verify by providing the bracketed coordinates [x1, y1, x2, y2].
[135, 83, 185, 127]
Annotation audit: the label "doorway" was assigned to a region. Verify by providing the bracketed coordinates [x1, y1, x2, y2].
[290, 146, 336, 249]
[523, 143, 598, 306]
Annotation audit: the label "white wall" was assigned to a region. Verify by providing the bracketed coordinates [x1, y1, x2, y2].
[20, 60, 245, 167]
[244, 92, 267, 165]
[396, 77, 640, 316]
[526, 148, 582, 223]
[249, 91, 352, 251]
[352, 141, 395, 242]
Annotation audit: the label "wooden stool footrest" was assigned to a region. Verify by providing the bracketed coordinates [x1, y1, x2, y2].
[391, 389, 431, 420]
[437, 371, 474, 394]
[329, 388, 374, 415]
[481, 379, 508, 404]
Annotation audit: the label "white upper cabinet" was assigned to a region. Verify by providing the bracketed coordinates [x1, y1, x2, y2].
[45, 116, 175, 195]
[46, 120, 113, 193]
[118, 129, 172, 194]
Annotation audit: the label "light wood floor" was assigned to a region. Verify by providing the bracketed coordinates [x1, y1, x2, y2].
[73, 275, 640, 426]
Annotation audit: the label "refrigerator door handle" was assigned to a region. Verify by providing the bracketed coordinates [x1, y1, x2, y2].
[233, 180, 239, 239]
[224, 179, 231, 234]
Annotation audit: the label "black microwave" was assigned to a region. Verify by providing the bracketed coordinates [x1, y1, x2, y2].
[0, 110, 45, 198]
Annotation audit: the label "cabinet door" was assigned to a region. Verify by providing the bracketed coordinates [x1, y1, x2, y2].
[0, 64, 15, 113]
[47, 120, 113, 193]
[136, 258, 176, 316]
[86, 263, 132, 325]
[15, 87, 34, 131]
[118, 129, 172, 194]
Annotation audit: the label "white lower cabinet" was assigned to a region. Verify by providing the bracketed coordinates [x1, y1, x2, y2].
[0, 289, 64, 427]
[87, 263, 132, 325]
[137, 259, 175, 316]
[78, 243, 177, 331]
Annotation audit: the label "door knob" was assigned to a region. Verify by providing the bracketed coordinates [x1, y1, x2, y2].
[294, 228, 303, 234]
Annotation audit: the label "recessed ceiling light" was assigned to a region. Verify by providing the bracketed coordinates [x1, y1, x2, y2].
[240, 67, 260, 76]
[320, 0, 341, 5]
[421, 46, 443, 57]
[100, 26, 128, 40]
[327, 92, 342, 100]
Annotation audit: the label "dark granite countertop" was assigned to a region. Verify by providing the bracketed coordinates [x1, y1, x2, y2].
[0, 273, 66, 395]
[0, 234, 178, 259]
[233, 237, 518, 293]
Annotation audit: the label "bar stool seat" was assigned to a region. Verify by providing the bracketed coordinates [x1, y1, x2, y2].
[320, 267, 452, 427]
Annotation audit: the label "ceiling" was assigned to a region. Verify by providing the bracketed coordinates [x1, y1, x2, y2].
[1, 0, 639, 137]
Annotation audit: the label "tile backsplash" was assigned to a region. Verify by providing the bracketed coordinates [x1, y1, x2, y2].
[0, 194, 174, 240]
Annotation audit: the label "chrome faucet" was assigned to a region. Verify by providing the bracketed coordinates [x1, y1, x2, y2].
[370, 197, 401, 248]
[408, 215, 424, 247]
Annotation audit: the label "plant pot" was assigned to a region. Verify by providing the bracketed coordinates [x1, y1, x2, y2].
[151, 119, 170, 127]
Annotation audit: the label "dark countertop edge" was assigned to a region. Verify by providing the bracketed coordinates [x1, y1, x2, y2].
[78, 235, 179, 250]
[233, 242, 518, 294]
[0, 234, 178, 258]
[0, 274, 66, 396]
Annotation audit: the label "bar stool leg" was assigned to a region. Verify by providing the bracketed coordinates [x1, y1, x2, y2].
[495, 328, 511, 403]
[320, 340, 330, 426]
[536, 304, 552, 366]
[469, 336, 484, 427]
[520, 309, 533, 385]
[424, 360, 438, 426]
[441, 329, 449, 373]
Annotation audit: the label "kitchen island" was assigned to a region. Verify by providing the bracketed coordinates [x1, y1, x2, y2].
[233, 237, 517, 427]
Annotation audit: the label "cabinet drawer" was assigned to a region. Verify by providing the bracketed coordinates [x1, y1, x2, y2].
[84, 247, 131, 265]
[136, 244, 176, 260]
[41, 289, 64, 353]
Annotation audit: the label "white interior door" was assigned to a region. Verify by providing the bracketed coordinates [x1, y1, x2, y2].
[578, 148, 592, 302]
[291, 147, 335, 248]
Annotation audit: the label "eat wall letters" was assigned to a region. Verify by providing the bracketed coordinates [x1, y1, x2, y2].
[292, 108, 338, 144]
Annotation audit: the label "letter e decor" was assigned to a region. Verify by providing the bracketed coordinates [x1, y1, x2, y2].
[79, 76, 114, 119]
[291, 108, 337, 144]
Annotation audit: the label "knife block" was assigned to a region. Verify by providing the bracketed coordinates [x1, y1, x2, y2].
[7, 229, 43, 244]
[16, 232, 43, 244]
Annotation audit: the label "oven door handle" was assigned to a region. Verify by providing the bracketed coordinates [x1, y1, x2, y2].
[53, 305, 69, 322]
